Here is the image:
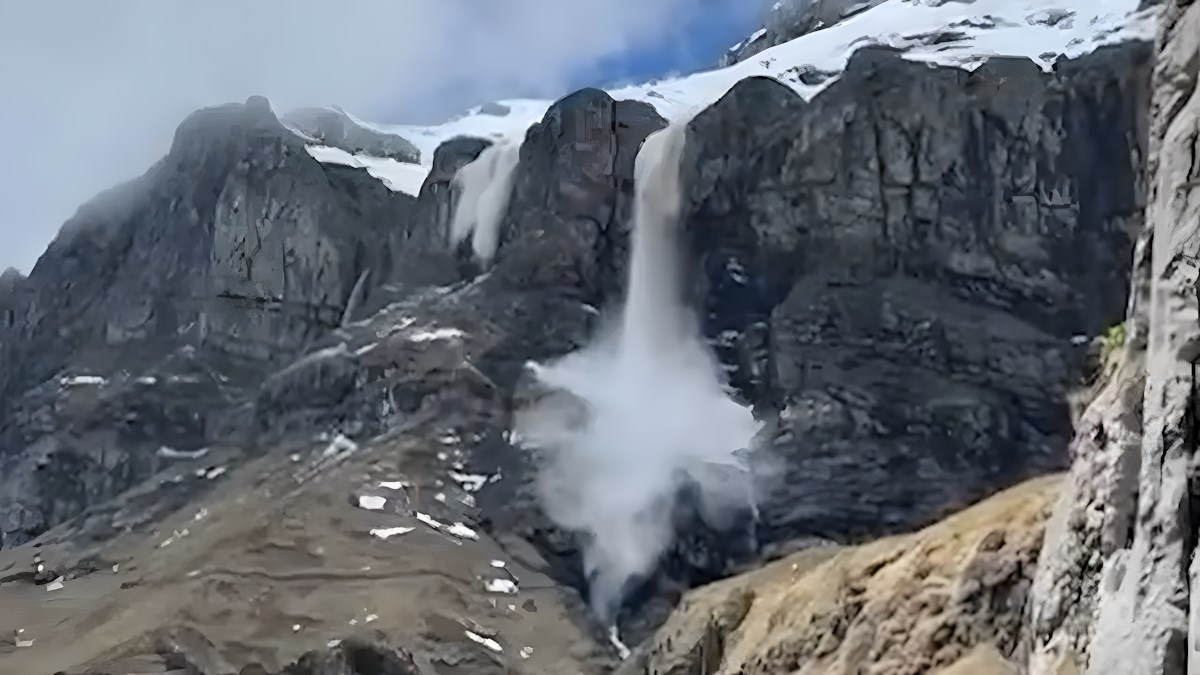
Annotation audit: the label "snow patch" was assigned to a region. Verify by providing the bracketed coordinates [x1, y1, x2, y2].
[357, 495, 387, 511]
[408, 327, 465, 343]
[448, 470, 491, 493]
[156, 446, 209, 460]
[484, 578, 519, 594]
[465, 630, 503, 653]
[369, 526, 415, 540]
[305, 145, 428, 197]
[60, 375, 105, 387]
[347, 0, 1152, 149]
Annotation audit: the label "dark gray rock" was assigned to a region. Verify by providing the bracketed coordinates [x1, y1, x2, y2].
[680, 42, 1153, 544]
[389, 135, 493, 291]
[495, 89, 666, 302]
[0, 95, 415, 547]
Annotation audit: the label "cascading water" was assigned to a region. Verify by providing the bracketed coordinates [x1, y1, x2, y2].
[514, 123, 762, 637]
[450, 140, 521, 262]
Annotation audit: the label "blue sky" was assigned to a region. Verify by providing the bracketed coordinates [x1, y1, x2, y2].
[569, 2, 759, 87]
[381, 1, 761, 124]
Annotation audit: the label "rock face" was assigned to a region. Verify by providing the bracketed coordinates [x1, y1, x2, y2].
[0, 97, 414, 548]
[493, 89, 666, 300]
[1030, 1, 1200, 673]
[680, 44, 1152, 547]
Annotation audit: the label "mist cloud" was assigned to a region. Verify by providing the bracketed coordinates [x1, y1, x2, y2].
[514, 125, 762, 623]
[0, 0, 751, 272]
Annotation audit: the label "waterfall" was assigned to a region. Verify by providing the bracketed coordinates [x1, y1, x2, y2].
[449, 140, 521, 262]
[515, 123, 761, 627]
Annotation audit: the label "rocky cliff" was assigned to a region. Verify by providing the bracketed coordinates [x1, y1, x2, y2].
[0, 4, 1184, 674]
[1030, 0, 1200, 673]
[679, 44, 1150, 549]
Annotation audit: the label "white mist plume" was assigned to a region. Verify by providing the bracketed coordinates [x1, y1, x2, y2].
[449, 141, 523, 262]
[515, 124, 761, 622]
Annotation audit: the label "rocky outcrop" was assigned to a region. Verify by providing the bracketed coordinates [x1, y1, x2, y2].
[0, 96, 415, 548]
[1030, 1, 1200, 673]
[680, 43, 1153, 548]
[492, 89, 666, 300]
[284, 106, 422, 163]
[723, 0, 887, 67]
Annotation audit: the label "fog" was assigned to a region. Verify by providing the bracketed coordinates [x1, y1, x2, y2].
[0, 0, 752, 272]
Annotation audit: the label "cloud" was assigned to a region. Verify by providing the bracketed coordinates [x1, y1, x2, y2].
[0, 0, 749, 272]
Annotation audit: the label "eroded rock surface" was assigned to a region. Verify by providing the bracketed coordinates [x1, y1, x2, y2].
[1030, 1, 1200, 673]
[682, 43, 1152, 547]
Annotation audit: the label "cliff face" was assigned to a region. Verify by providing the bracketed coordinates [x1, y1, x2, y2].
[1030, 1, 1200, 673]
[680, 43, 1151, 546]
[0, 97, 415, 548]
[0, 13, 1175, 675]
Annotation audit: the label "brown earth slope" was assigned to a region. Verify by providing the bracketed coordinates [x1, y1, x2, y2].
[623, 476, 1060, 675]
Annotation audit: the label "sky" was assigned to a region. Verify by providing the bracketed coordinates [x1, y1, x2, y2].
[0, 0, 760, 273]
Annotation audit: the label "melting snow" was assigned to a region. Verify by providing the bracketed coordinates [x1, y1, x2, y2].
[342, 0, 1152, 182]
[159, 529, 189, 548]
[408, 327, 466, 342]
[484, 578, 518, 594]
[369, 526, 415, 539]
[448, 470, 491, 493]
[321, 434, 358, 459]
[59, 375, 105, 387]
[357, 495, 387, 511]
[465, 630, 504, 653]
[416, 512, 480, 540]
[445, 522, 480, 540]
[305, 145, 428, 197]
[156, 446, 209, 460]
[378, 480, 408, 490]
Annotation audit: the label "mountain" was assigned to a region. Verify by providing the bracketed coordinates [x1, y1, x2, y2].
[0, 0, 1194, 673]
